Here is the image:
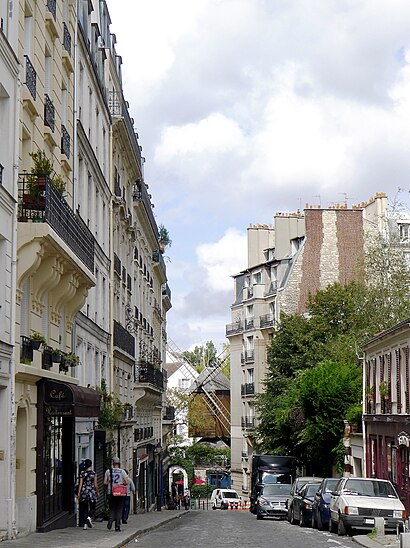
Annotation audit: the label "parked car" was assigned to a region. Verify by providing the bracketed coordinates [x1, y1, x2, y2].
[255, 483, 292, 520]
[312, 477, 340, 530]
[329, 477, 406, 536]
[289, 481, 321, 526]
[211, 488, 242, 510]
[287, 476, 322, 522]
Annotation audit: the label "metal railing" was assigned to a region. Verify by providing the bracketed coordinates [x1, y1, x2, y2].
[18, 173, 94, 271]
[46, 0, 56, 20]
[241, 382, 255, 396]
[163, 405, 175, 421]
[226, 321, 243, 336]
[24, 55, 36, 100]
[138, 360, 165, 390]
[152, 250, 167, 276]
[113, 319, 135, 357]
[113, 253, 121, 277]
[0, 164, 3, 185]
[44, 94, 55, 131]
[241, 417, 255, 429]
[133, 180, 158, 239]
[162, 283, 171, 301]
[260, 313, 275, 328]
[245, 350, 255, 363]
[245, 318, 254, 330]
[62, 22, 72, 56]
[108, 90, 142, 169]
[61, 124, 70, 158]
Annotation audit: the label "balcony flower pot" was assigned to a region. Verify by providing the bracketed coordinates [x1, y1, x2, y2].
[65, 352, 80, 367]
[21, 336, 34, 362]
[42, 346, 53, 370]
[30, 331, 46, 350]
[51, 349, 63, 363]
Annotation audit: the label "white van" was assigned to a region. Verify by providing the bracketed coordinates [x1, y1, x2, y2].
[211, 488, 242, 510]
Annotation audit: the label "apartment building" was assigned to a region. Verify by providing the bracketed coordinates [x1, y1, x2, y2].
[227, 194, 388, 497]
[0, 0, 172, 539]
[0, 0, 19, 538]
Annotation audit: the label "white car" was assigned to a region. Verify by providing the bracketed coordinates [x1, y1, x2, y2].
[329, 477, 405, 536]
[211, 488, 242, 510]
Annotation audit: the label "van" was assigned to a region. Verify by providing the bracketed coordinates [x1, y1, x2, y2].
[211, 488, 242, 510]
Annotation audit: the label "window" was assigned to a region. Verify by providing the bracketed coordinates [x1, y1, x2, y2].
[399, 223, 410, 242]
[253, 271, 261, 284]
[178, 378, 190, 390]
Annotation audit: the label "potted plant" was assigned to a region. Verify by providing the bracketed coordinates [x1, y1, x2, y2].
[30, 331, 47, 350]
[20, 335, 34, 363]
[158, 224, 172, 254]
[27, 149, 66, 201]
[65, 352, 80, 367]
[365, 385, 375, 401]
[51, 348, 63, 363]
[379, 381, 389, 400]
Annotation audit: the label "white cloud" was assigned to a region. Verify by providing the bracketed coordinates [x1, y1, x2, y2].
[196, 228, 247, 291]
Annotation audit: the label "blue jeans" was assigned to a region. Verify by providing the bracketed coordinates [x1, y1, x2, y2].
[122, 496, 131, 522]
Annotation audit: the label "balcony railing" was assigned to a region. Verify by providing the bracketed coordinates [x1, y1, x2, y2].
[18, 173, 94, 272]
[134, 426, 154, 442]
[226, 321, 243, 336]
[138, 360, 165, 390]
[108, 90, 142, 169]
[241, 416, 255, 429]
[61, 124, 70, 158]
[245, 350, 254, 363]
[0, 164, 3, 185]
[133, 180, 158, 239]
[24, 55, 36, 100]
[241, 382, 255, 396]
[44, 93, 55, 131]
[46, 0, 56, 20]
[260, 313, 275, 328]
[152, 249, 167, 277]
[245, 318, 254, 330]
[62, 22, 72, 56]
[113, 253, 121, 277]
[162, 283, 171, 301]
[113, 319, 135, 357]
[163, 405, 175, 421]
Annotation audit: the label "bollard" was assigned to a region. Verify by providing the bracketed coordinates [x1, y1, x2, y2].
[374, 516, 385, 536]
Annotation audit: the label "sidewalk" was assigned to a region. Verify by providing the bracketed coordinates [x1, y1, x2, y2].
[0, 510, 190, 547]
[352, 533, 400, 547]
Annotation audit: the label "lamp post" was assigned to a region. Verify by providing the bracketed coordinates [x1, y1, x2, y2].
[155, 443, 162, 511]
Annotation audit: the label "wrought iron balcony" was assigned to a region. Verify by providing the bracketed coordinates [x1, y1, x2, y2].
[152, 249, 166, 277]
[244, 317, 254, 330]
[113, 253, 121, 277]
[138, 360, 164, 390]
[162, 283, 171, 301]
[226, 321, 243, 336]
[241, 382, 255, 396]
[18, 173, 94, 272]
[44, 94, 55, 131]
[61, 124, 70, 158]
[241, 416, 255, 429]
[46, 0, 56, 20]
[133, 180, 158, 239]
[113, 319, 135, 357]
[163, 405, 175, 421]
[245, 350, 254, 363]
[63, 22, 72, 56]
[0, 164, 3, 185]
[108, 90, 142, 169]
[260, 313, 275, 328]
[24, 55, 36, 100]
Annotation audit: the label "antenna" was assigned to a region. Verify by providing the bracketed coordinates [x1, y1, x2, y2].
[339, 193, 353, 207]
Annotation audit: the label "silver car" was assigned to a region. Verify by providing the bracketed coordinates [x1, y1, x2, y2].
[256, 483, 291, 520]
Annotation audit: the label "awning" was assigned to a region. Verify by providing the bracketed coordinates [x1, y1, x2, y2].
[44, 380, 100, 418]
[194, 476, 206, 485]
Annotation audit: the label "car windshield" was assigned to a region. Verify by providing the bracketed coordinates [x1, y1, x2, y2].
[324, 479, 339, 493]
[262, 473, 291, 484]
[262, 484, 292, 496]
[222, 491, 239, 499]
[305, 484, 320, 496]
[342, 479, 397, 498]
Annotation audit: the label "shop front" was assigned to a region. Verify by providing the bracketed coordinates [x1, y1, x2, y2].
[36, 379, 100, 532]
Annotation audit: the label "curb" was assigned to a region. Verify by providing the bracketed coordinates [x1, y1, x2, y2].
[111, 511, 190, 548]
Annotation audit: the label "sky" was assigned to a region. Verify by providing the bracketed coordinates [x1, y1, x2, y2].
[106, 0, 410, 353]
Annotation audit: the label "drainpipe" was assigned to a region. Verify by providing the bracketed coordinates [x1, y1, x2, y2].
[72, 0, 79, 208]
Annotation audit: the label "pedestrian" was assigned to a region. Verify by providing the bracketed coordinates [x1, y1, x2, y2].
[184, 492, 190, 510]
[122, 469, 136, 524]
[104, 456, 128, 532]
[77, 458, 98, 530]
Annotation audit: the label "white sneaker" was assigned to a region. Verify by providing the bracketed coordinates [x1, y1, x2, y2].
[86, 516, 92, 528]
[83, 524, 88, 530]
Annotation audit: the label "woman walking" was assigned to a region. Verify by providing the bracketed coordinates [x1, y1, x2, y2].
[77, 458, 99, 530]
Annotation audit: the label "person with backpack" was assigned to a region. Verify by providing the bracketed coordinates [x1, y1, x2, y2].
[103, 456, 128, 532]
[77, 459, 99, 530]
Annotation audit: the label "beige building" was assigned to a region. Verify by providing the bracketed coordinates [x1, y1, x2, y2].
[227, 195, 388, 498]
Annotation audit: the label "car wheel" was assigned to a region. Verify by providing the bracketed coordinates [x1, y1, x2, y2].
[317, 511, 323, 531]
[337, 514, 346, 536]
[212, 504, 216, 510]
[329, 516, 337, 534]
[299, 511, 305, 527]
[256, 512, 263, 520]
[290, 507, 297, 525]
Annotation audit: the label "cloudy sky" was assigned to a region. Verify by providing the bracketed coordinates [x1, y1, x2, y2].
[107, 0, 410, 352]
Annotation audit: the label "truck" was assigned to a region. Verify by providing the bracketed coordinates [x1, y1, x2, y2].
[249, 454, 297, 514]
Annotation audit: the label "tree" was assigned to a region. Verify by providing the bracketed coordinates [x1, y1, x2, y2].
[182, 341, 217, 372]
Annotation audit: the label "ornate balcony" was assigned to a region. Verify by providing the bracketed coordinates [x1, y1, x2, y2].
[138, 360, 165, 391]
[63, 22, 72, 56]
[245, 350, 254, 363]
[226, 321, 243, 336]
[0, 164, 3, 185]
[260, 313, 275, 329]
[17, 173, 94, 272]
[24, 55, 36, 100]
[46, 0, 56, 20]
[61, 124, 70, 158]
[113, 320, 135, 357]
[44, 94, 55, 132]
[108, 90, 142, 169]
[133, 180, 158, 239]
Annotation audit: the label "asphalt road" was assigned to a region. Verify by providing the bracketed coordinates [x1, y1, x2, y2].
[128, 509, 359, 548]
